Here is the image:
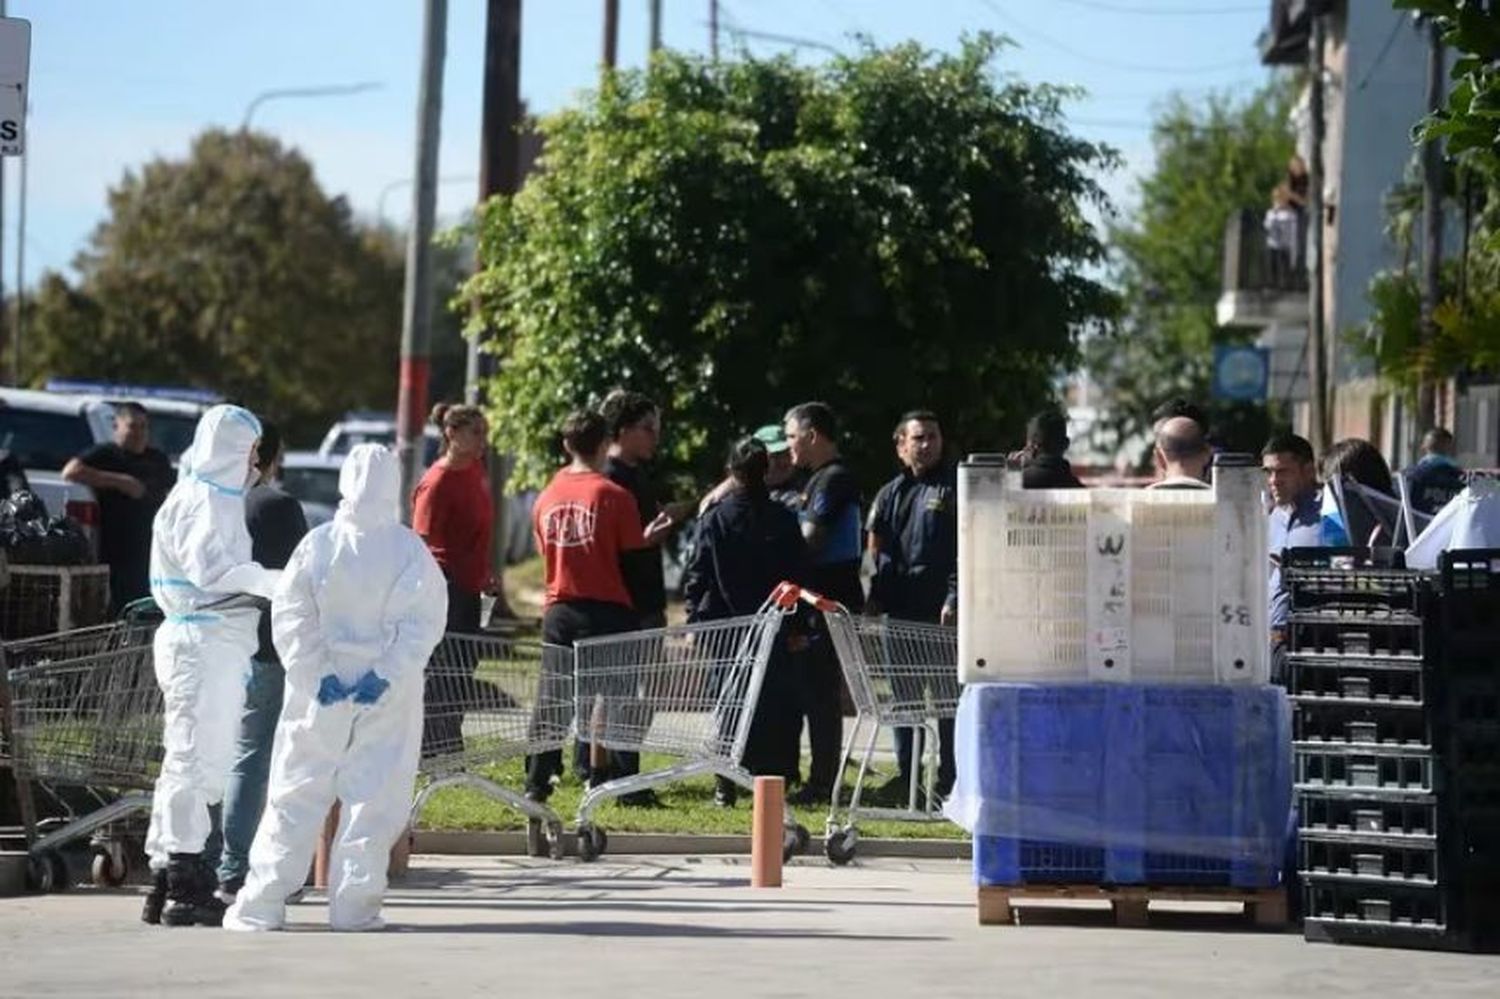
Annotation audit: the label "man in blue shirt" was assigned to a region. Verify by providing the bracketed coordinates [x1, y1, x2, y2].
[784, 402, 863, 806]
[1263, 433, 1324, 682]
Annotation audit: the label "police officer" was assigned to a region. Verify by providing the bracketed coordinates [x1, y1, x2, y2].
[865, 410, 957, 805]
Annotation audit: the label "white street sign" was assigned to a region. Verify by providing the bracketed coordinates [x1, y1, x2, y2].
[0, 17, 30, 156]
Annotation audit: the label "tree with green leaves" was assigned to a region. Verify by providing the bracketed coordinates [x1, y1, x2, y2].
[1086, 81, 1296, 461]
[1352, 3, 1500, 400]
[1397, 0, 1500, 188]
[464, 37, 1117, 490]
[24, 129, 414, 443]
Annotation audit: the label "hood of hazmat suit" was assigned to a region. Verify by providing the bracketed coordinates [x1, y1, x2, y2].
[227, 444, 448, 932]
[146, 404, 280, 865]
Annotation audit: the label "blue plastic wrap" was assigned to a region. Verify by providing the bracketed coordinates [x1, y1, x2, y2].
[945, 683, 1293, 887]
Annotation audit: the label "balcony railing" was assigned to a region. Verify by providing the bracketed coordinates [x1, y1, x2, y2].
[1217, 207, 1308, 328]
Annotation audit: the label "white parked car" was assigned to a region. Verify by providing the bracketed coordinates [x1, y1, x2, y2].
[278, 451, 343, 528]
[318, 413, 441, 465]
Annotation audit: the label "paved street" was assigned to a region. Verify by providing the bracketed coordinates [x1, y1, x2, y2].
[1, 855, 1495, 998]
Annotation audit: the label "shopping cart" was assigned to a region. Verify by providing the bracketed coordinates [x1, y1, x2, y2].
[571, 583, 810, 861]
[0, 604, 163, 892]
[410, 633, 574, 859]
[806, 590, 960, 865]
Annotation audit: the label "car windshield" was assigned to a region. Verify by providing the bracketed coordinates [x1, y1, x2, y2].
[0, 409, 96, 471]
[147, 413, 201, 461]
[280, 466, 342, 508]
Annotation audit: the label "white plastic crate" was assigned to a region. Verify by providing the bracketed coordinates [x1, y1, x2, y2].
[957, 459, 1267, 685]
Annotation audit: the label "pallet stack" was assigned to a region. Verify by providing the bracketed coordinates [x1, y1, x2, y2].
[1286, 548, 1500, 952]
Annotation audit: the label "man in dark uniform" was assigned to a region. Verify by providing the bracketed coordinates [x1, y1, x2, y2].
[865, 410, 957, 805]
[783, 402, 864, 807]
[1017, 409, 1085, 489]
[1404, 427, 1466, 516]
[62, 402, 175, 611]
[600, 390, 689, 806]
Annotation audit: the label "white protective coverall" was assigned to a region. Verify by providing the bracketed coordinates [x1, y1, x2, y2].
[145, 404, 279, 862]
[225, 444, 448, 932]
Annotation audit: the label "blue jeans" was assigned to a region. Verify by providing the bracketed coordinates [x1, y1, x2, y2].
[216, 657, 285, 886]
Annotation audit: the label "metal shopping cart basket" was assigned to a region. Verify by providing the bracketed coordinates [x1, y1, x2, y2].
[410, 633, 574, 859]
[811, 591, 960, 865]
[0, 601, 162, 891]
[571, 583, 810, 862]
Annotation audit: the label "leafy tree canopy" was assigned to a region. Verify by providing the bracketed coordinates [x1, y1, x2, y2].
[465, 37, 1117, 490]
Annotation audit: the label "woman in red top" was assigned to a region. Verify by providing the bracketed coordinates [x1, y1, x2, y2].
[412, 403, 494, 632]
[525, 410, 671, 802]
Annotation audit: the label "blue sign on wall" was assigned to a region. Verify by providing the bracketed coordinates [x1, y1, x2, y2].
[1212, 345, 1270, 402]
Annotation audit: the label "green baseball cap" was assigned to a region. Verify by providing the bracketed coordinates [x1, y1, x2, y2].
[752, 424, 790, 454]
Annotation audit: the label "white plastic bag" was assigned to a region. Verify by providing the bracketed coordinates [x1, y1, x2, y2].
[1406, 478, 1500, 569]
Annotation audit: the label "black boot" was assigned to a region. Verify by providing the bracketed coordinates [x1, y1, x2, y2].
[162, 853, 224, 928]
[141, 868, 168, 925]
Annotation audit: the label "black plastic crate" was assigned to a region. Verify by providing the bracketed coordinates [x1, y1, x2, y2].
[1440, 675, 1500, 728]
[1288, 568, 1428, 618]
[1297, 745, 1436, 793]
[1298, 791, 1439, 838]
[1289, 655, 1428, 705]
[1302, 873, 1447, 929]
[1293, 699, 1431, 747]
[1437, 549, 1500, 627]
[1299, 835, 1440, 884]
[1288, 615, 1427, 660]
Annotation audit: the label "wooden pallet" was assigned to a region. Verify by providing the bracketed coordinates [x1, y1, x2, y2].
[976, 883, 1289, 928]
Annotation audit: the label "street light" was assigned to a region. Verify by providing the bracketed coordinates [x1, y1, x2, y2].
[376, 174, 477, 225]
[241, 81, 384, 130]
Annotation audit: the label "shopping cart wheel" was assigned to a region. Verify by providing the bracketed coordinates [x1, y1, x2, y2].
[91, 850, 127, 888]
[525, 818, 547, 858]
[26, 854, 55, 893]
[576, 825, 607, 862]
[782, 824, 810, 862]
[27, 850, 69, 892]
[824, 828, 858, 866]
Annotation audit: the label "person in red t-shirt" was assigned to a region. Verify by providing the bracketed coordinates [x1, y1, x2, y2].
[525, 410, 671, 802]
[412, 403, 495, 630]
[412, 402, 494, 757]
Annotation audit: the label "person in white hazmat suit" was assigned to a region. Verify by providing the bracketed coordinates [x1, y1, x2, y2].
[225, 444, 447, 932]
[142, 404, 280, 927]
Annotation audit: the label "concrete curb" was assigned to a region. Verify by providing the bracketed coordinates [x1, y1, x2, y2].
[413, 829, 971, 860]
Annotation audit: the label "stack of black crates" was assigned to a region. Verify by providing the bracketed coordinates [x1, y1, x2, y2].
[1284, 547, 1500, 951]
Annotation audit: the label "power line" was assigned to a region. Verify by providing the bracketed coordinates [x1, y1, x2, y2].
[1356, 14, 1410, 92]
[1051, 0, 1263, 15]
[974, 0, 1261, 76]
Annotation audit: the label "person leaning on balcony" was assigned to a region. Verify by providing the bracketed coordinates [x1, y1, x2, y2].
[1264, 184, 1301, 290]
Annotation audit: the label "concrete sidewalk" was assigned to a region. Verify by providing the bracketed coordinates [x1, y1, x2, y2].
[0, 855, 1494, 998]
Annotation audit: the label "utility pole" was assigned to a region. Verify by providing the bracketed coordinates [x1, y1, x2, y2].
[396, 0, 448, 519]
[604, 0, 620, 68]
[1306, 9, 1330, 456]
[13, 117, 24, 384]
[1418, 18, 1446, 447]
[649, 0, 662, 53]
[470, 0, 523, 618]
[709, 0, 719, 60]
[1, 0, 8, 384]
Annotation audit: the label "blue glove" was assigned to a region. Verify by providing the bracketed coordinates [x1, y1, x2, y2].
[351, 670, 390, 706]
[317, 674, 353, 706]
